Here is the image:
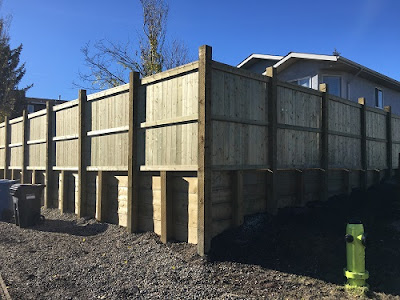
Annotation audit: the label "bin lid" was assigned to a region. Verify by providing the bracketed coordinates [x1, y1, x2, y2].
[9, 184, 46, 196]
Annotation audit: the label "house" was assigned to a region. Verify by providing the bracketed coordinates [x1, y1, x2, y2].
[25, 97, 66, 113]
[238, 52, 400, 114]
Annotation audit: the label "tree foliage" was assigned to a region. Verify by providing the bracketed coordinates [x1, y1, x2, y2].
[0, 15, 30, 120]
[78, 0, 190, 90]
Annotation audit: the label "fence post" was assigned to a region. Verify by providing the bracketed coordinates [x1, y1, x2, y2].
[3, 116, 9, 179]
[319, 83, 329, 201]
[358, 97, 367, 191]
[374, 169, 380, 185]
[266, 66, 278, 213]
[384, 105, 392, 178]
[232, 170, 244, 226]
[44, 101, 54, 208]
[77, 90, 87, 218]
[197, 45, 212, 256]
[344, 169, 352, 195]
[21, 110, 28, 184]
[96, 170, 107, 222]
[127, 71, 140, 233]
[59, 170, 68, 214]
[31, 170, 37, 184]
[295, 169, 305, 206]
[398, 152, 400, 182]
[160, 171, 173, 243]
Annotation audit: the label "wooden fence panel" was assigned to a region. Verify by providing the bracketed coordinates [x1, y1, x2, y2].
[210, 63, 269, 169]
[87, 88, 130, 169]
[139, 68, 199, 170]
[9, 118, 23, 167]
[54, 101, 79, 137]
[366, 110, 387, 169]
[212, 121, 268, 167]
[143, 122, 197, 168]
[54, 101, 79, 168]
[9, 119, 23, 145]
[55, 140, 79, 168]
[392, 144, 400, 168]
[0, 124, 5, 169]
[10, 147, 22, 168]
[89, 133, 129, 169]
[368, 140, 387, 169]
[28, 112, 47, 141]
[328, 98, 362, 169]
[329, 99, 361, 135]
[276, 85, 321, 168]
[392, 117, 400, 142]
[366, 110, 387, 139]
[277, 129, 320, 168]
[328, 135, 361, 169]
[391, 116, 400, 168]
[88, 86, 129, 132]
[277, 85, 321, 128]
[27, 112, 47, 169]
[28, 144, 46, 169]
[211, 67, 268, 121]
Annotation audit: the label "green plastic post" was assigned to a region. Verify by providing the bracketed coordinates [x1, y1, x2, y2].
[344, 223, 369, 287]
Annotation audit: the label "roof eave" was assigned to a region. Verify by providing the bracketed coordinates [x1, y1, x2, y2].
[237, 54, 283, 68]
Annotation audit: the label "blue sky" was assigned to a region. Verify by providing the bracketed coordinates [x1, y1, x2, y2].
[1, 0, 399, 100]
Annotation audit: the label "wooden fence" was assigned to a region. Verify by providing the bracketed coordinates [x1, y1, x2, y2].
[1, 45, 399, 255]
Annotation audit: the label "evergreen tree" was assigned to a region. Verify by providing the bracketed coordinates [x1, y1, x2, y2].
[0, 17, 30, 120]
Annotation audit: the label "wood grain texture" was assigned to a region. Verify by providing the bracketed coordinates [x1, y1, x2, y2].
[197, 45, 212, 256]
[210, 67, 268, 168]
[140, 70, 199, 170]
[77, 90, 87, 218]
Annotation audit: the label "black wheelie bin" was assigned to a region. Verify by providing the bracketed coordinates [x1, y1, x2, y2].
[10, 184, 45, 228]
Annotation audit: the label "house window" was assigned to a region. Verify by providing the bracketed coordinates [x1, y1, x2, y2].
[290, 77, 311, 88]
[322, 76, 341, 97]
[375, 88, 383, 108]
[27, 104, 34, 113]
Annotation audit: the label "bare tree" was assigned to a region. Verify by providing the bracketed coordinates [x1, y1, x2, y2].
[77, 0, 191, 91]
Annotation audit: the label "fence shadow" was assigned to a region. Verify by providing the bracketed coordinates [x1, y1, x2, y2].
[33, 219, 109, 237]
[209, 181, 400, 297]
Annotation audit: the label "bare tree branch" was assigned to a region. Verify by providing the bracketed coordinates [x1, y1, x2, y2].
[77, 0, 191, 91]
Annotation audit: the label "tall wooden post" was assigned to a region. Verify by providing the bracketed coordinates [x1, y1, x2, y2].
[160, 171, 173, 243]
[344, 169, 352, 195]
[359, 97, 367, 191]
[319, 83, 329, 202]
[59, 170, 68, 214]
[266, 66, 278, 213]
[197, 45, 212, 256]
[21, 110, 28, 183]
[232, 170, 244, 226]
[384, 106, 392, 178]
[3, 116, 9, 179]
[77, 90, 87, 218]
[398, 153, 400, 182]
[374, 169, 380, 185]
[295, 169, 305, 206]
[31, 170, 37, 184]
[127, 72, 140, 233]
[96, 170, 107, 222]
[44, 102, 54, 208]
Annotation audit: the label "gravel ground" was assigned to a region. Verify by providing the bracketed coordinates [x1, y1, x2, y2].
[0, 182, 399, 299]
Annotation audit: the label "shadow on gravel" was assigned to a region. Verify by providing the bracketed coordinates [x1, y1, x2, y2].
[33, 219, 109, 237]
[209, 179, 400, 297]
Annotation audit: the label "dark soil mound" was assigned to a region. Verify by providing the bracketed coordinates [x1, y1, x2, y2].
[210, 180, 400, 296]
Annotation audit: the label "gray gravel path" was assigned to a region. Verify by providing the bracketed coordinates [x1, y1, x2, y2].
[0, 208, 377, 299]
